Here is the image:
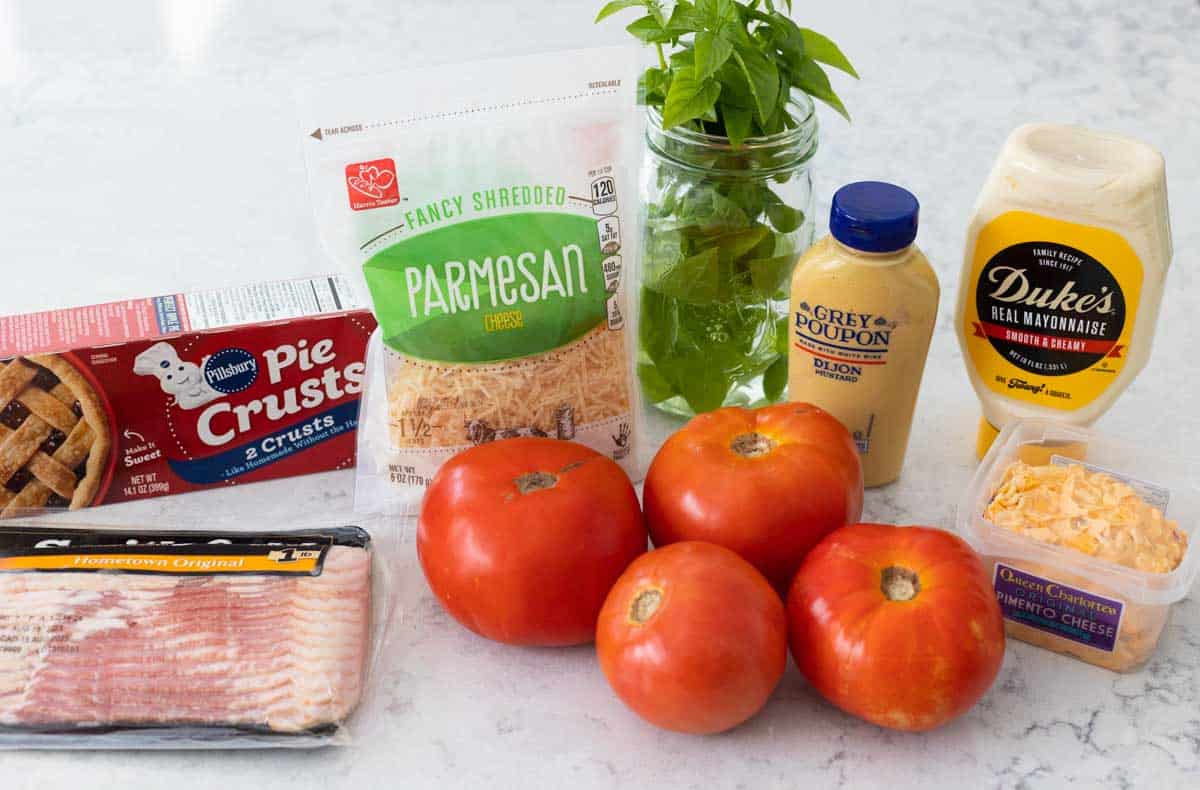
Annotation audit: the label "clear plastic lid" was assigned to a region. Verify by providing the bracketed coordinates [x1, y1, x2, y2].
[957, 419, 1199, 606]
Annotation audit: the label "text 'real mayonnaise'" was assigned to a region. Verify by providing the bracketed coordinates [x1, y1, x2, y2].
[958, 124, 1172, 457]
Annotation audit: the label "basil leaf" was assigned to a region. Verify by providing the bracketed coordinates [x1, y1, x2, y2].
[665, 1, 700, 31]
[627, 14, 673, 43]
[638, 288, 675, 363]
[731, 45, 779, 124]
[715, 58, 755, 111]
[637, 361, 677, 403]
[595, 0, 647, 22]
[763, 356, 787, 402]
[774, 67, 791, 127]
[793, 57, 850, 121]
[721, 103, 753, 148]
[748, 253, 796, 297]
[774, 314, 791, 355]
[746, 217, 777, 256]
[675, 353, 733, 413]
[694, 31, 734, 80]
[767, 12, 805, 63]
[696, 224, 770, 263]
[650, 0, 677, 26]
[648, 245, 722, 303]
[721, 182, 766, 223]
[639, 67, 669, 105]
[638, 291, 734, 413]
[678, 184, 750, 232]
[695, 0, 737, 28]
[643, 226, 685, 267]
[716, 15, 751, 47]
[669, 46, 695, 70]
[640, 276, 786, 414]
[765, 189, 804, 233]
[676, 247, 720, 302]
[759, 98, 785, 135]
[662, 67, 722, 128]
[799, 28, 859, 78]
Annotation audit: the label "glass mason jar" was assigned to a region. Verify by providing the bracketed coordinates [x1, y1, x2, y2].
[636, 93, 818, 418]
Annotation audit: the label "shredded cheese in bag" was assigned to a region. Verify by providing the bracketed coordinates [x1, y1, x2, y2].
[299, 48, 643, 503]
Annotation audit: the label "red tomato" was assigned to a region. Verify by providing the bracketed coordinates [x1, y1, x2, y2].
[596, 541, 787, 734]
[643, 404, 863, 590]
[418, 438, 646, 646]
[787, 523, 1006, 731]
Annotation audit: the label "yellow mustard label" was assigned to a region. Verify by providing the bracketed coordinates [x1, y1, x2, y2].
[963, 211, 1143, 411]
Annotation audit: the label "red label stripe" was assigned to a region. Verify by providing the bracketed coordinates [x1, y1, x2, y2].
[972, 321, 1123, 358]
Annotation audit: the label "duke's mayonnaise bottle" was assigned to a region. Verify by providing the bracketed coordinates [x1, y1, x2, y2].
[789, 182, 939, 487]
[958, 124, 1172, 457]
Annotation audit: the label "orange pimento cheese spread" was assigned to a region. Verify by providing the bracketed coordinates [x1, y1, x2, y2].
[984, 461, 1187, 574]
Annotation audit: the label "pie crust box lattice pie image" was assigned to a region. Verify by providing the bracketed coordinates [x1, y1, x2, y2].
[0, 276, 376, 517]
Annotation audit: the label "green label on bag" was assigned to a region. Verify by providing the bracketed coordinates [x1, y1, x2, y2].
[364, 212, 607, 363]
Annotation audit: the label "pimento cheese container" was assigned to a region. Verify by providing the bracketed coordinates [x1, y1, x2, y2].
[958, 419, 1199, 672]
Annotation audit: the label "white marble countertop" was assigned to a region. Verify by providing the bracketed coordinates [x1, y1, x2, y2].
[2, 0, 1199, 787]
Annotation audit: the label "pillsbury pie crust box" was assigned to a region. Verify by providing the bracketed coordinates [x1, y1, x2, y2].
[0, 276, 376, 517]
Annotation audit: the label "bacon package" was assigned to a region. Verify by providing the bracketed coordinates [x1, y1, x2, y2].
[0, 276, 376, 517]
[0, 524, 390, 748]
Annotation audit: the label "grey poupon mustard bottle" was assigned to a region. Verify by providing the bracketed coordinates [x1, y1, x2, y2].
[788, 182, 939, 487]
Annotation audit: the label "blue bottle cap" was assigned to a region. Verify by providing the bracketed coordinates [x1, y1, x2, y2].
[829, 181, 920, 253]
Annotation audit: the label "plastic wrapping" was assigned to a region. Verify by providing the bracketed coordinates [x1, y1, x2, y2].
[958, 419, 1199, 671]
[298, 47, 645, 512]
[0, 514, 398, 748]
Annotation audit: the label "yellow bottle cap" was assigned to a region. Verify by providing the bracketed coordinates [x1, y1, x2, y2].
[976, 418, 1000, 459]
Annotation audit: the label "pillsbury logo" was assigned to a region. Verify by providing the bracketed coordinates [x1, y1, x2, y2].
[203, 348, 258, 395]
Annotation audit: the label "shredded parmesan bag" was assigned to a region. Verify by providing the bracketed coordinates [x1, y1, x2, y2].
[299, 48, 642, 506]
[984, 460, 1187, 573]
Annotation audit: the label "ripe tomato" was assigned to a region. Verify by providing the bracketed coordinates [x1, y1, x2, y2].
[643, 404, 863, 591]
[787, 523, 1005, 731]
[596, 541, 787, 734]
[417, 438, 646, 646]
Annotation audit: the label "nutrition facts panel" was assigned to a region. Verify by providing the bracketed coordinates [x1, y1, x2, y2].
[184, 276, 367, 330]
[0, 276, 367, 357]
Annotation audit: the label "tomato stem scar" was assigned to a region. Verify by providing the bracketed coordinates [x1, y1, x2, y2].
[880, 566, 921, 601]
[730, 432, 777, 458]
[514, 472, 557, 494]
[629, 588, 663, 624]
